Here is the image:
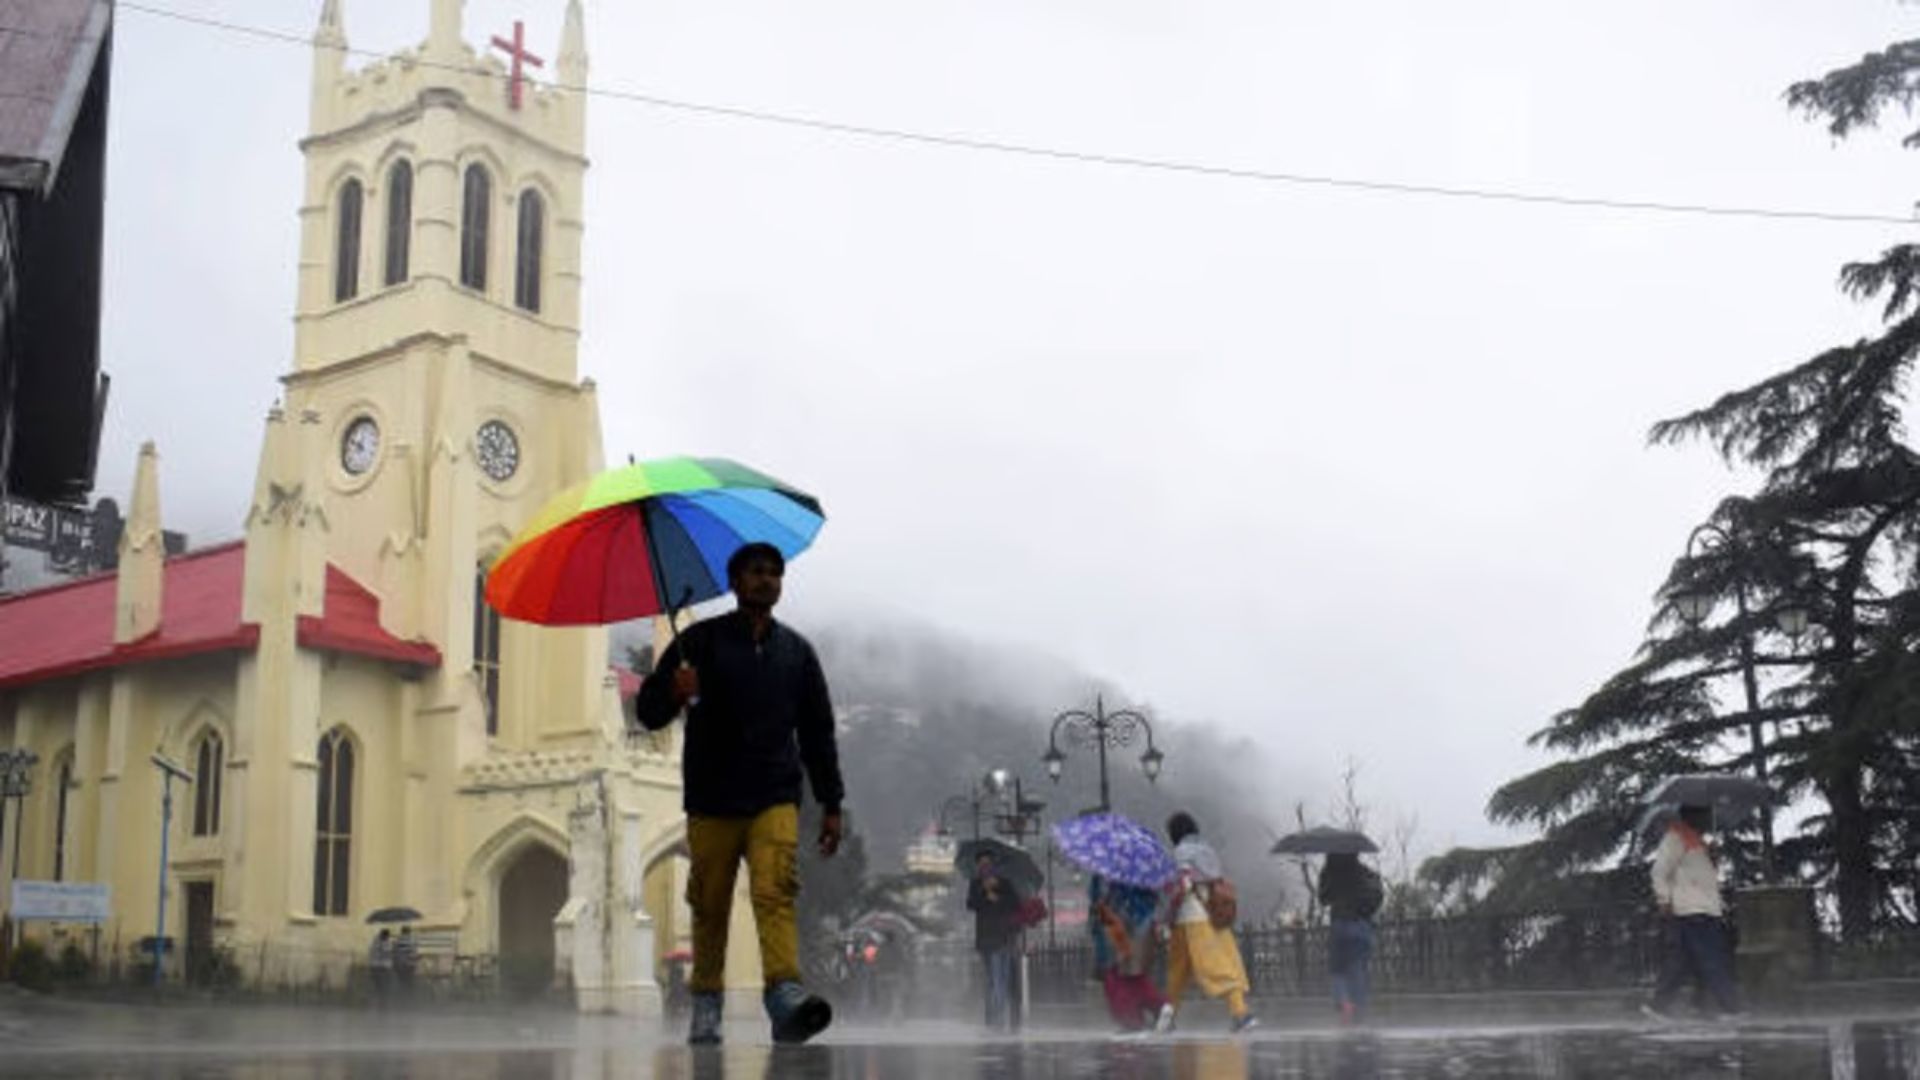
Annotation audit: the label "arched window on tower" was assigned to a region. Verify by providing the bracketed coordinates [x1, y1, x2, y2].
[192, 731, 224, 837]
[334, 178, 363, 302]
[384, 160, 413, 287]
[51, 753, 72, 882]
[474, 567, 503, 736]
[514, 189, 544, 313]
[460, 164, 491, 292]
[313, 728, 354, 917]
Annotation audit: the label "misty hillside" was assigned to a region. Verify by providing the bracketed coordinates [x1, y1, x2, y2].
[808, 617, 1313, 922]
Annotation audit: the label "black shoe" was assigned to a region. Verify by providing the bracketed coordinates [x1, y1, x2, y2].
[687, 991, 724, 1045]
[766, 981, 833, 1045]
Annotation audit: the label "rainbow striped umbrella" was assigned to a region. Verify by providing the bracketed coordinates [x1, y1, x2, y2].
[484, 456, 825, 626]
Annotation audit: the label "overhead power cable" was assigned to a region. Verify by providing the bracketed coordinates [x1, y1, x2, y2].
[99, 1, 1920, 229]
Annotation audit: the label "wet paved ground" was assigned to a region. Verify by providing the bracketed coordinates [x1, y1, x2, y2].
[0, 1001, 1917, 1078]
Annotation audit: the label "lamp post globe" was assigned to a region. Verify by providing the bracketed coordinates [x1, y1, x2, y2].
[1141, 746, 1164, 784]
[1670, 588, 1712, 627]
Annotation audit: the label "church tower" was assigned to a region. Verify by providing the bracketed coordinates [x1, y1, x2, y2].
[278, 0, 605, 752]
[0, 1, 692, 1008]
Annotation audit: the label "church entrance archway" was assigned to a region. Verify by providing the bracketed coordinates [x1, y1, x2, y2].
[497, 844, 567, 996]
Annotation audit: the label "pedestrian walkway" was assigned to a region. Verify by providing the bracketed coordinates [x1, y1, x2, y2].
[0, 1000, 1913, 1078]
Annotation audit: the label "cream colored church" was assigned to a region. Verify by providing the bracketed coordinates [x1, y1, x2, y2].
[0, 0, 757, 1013]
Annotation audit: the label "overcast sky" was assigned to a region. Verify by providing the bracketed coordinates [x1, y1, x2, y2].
[91, 0, 1918, 851]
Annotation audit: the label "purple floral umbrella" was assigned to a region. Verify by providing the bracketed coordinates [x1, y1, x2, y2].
[1050, 812, 1177, 890]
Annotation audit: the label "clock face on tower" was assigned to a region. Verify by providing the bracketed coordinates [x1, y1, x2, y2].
[341, 416, 381, 475]
[475, 420, 520, 482]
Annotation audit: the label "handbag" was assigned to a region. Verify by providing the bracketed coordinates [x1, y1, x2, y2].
[1016, 895, 1049, 929]
[1204, 878, 1239, 930]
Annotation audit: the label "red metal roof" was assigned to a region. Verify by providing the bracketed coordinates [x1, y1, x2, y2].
[299, 566, 442, 667]
[0, 542, 440, 690]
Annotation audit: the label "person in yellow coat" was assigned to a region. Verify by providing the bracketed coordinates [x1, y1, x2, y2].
[1161, 811, 1258, 1034]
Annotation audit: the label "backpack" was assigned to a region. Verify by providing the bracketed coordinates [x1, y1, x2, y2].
[1204, 878, 1239, 930]
[1354, 866, 1385, 921]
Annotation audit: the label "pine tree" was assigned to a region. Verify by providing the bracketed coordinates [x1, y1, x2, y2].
[1425, 30, 1920, 939]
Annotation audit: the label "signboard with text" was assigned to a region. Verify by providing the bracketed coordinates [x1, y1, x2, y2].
[10, 880, 110, 923]
[0, 497, 185, 576]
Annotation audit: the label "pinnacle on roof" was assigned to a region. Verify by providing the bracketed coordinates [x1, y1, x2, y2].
[315, 0, 345, 46]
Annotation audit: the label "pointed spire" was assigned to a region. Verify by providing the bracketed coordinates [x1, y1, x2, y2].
[247, 403, 292, 520]
[115, 443, 165, 644]
[243, 405, 329, 624]
[426, 0, 465, 63]
[311, 0, 347, 131]
[559, 0, 588, 86]
[315, 0, 345, 45]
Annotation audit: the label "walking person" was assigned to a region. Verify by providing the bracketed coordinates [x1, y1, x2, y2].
[1162, 812, 1257, 1034]
[392, 926, 419, 1000]
[1318, 851, 1384, 1025]
[367, 929, 395, 1005]
[967, 852, 1023, 1033]
[636, 542, 848, 1046]
[1089, 874, 1172, 1034]
[1642, 805, 1740, 1021]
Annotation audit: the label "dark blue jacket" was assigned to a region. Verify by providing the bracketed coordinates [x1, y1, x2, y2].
[636, 610, 845, 817]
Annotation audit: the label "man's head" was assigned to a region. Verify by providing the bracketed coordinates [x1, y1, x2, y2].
[975, 852, 996, 877]
[727, 542, 786, 611]
[1167, 811, 1200, 845]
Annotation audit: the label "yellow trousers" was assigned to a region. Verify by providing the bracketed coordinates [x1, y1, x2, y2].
[686, 804, 801, 993]
[1166, 921, 1250, 1019]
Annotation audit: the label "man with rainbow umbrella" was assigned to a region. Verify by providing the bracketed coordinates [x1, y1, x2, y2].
[487, 456, 843, 1046]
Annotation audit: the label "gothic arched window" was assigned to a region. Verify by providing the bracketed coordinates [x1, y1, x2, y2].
[334, 178, 364, 302]
[460, 164, 491, 292]
[313, 728, 355, 917]
[192, 731, 224, 837]
[51, 754, 72, 882]
[384, 160, 413, 287]
[474, 567, 503, 736]
[514, 190, 544, 313]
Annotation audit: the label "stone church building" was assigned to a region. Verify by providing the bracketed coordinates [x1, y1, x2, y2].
[0, 0, 750, 1013]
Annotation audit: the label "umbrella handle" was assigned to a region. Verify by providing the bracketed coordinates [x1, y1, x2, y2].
[666, 585, 699, 708]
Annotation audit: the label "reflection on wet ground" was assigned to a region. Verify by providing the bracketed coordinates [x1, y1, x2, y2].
[0, 1006, 1917, 1078]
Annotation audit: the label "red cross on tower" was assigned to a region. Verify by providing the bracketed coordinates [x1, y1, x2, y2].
[490, 20, 545, 111]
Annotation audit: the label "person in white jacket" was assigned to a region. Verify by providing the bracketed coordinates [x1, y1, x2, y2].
[1643, 805, 1740, 1020]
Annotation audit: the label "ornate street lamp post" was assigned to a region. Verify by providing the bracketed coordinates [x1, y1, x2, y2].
[937, 771, 1011, 843]
[988, 770, 1046, 848]
[1664, 522, 1812, 881]
[1041, 696, 1164, 814]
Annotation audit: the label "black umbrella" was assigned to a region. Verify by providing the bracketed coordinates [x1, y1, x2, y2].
[365, 906, 423, 925]
[955, 838, 1044, 895]
[1636, 774, 1775, 851]
[1642, 774, 1773, 819]
[1270, 826, 1379, 856]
